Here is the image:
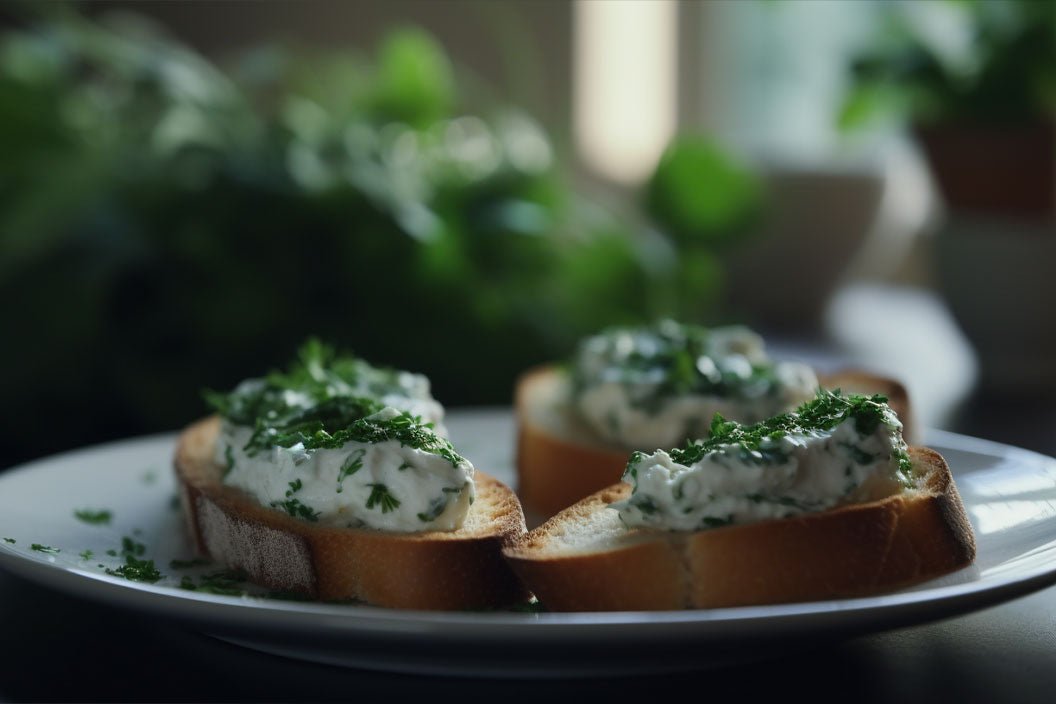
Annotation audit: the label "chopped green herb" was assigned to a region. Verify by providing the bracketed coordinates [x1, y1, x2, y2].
[628, 494, 660, 515]
[2, 538, 14, 544]
[628, 389, 911, 482]
[336, 449, 366, 493]
[106, 549, 118, 557]
[74, 509, 112, 525]
[121, 536, 146, 557]
[840, 441, 879, 466]
[285, 479, 303, 497]
[106, 556, 162, 583]
[31, 543, 59, 554]
[79, 549, 94, 560]
[223, 445, 235, 477]
[203, 340, 460, 466]
[417, 495, 448, 522]
[700, 515, 734, 529]
[366, 484, 400, 513]
[572, 321, 789, 410]
[271, 497, 320, 522]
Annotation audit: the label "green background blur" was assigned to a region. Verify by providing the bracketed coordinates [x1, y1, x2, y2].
[0, 5, 764, 465]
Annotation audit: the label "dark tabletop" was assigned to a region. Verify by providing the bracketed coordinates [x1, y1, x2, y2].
[1, 564, 1054, 703]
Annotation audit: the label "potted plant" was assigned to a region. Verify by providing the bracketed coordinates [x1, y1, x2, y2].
[840, 0, 1056, 394]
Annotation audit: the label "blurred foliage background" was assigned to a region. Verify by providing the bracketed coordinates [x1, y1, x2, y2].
[0, 6, 763, 465]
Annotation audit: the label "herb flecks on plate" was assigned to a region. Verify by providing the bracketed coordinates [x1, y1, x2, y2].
[104, 535, 163, 584]
[74, 508, 113, 525]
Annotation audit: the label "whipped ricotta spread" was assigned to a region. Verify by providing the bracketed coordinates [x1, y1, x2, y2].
[216, 407, 474, 532]
[572, 321, 818, 448]
[206, 341, 472, 532]
[612, 391, 912, 531]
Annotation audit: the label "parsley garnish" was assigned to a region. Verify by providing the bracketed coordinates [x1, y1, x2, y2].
[74, 509, 113, 525]
[179, 569, 248, 596]
[203, 340, 462, 467]
[630, 389, 911, 481]
[79, 549, 94, 560]
[121, 536, 147, 557]
[628, 494, 660, 515]
[572, 320, 789, 408]
[106, 556, 162, 583]
[102, 535, 162, 583]
[285, 479, 303, 497]
[336, 449, 365, 492]
[223, 445, 235, 477]
[271, 498, 320, 522]
[417, 495, 448, 522]
[2, 538, 14, 544]
[366, 484, 400, 513]
[31, 543, 59, 554]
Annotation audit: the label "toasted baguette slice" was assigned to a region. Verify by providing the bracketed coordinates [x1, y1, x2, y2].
[503, 446, 975, 611]
[174, 416, 529, 610]
[515, 364, 916, 519]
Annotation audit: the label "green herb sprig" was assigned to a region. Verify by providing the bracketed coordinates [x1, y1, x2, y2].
[366, 484, 401, 513]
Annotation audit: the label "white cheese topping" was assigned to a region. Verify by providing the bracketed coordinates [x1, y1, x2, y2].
[573, 324, 818, 448]
[216, 408, 474, 532]
[612, 416, 906, 531]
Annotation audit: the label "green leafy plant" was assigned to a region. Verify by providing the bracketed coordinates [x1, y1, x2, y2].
[644, 135, 764, 322]
[839, 0, 1056, 130]
[0, 7, 762, 466]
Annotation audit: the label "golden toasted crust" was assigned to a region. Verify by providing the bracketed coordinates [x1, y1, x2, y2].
[514, 365, 918, 519]
[503, 447, 976, 611]
[174, 416, 529, 610]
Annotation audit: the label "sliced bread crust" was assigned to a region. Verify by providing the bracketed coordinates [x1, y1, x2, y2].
[175, 416, 529, 610]
[515, 364, 917, 519]
[503, 446, 976, 611]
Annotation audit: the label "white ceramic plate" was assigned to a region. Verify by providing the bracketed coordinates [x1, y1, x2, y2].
[1, 410, 1055, 677]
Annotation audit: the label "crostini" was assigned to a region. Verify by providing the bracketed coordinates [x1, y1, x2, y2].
[504, 391, 975, 611]
[174, 341, 528, 610]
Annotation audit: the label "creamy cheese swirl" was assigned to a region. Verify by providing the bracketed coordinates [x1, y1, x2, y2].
[572, 321, 817, 448]
[612, 391, 912, 531]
